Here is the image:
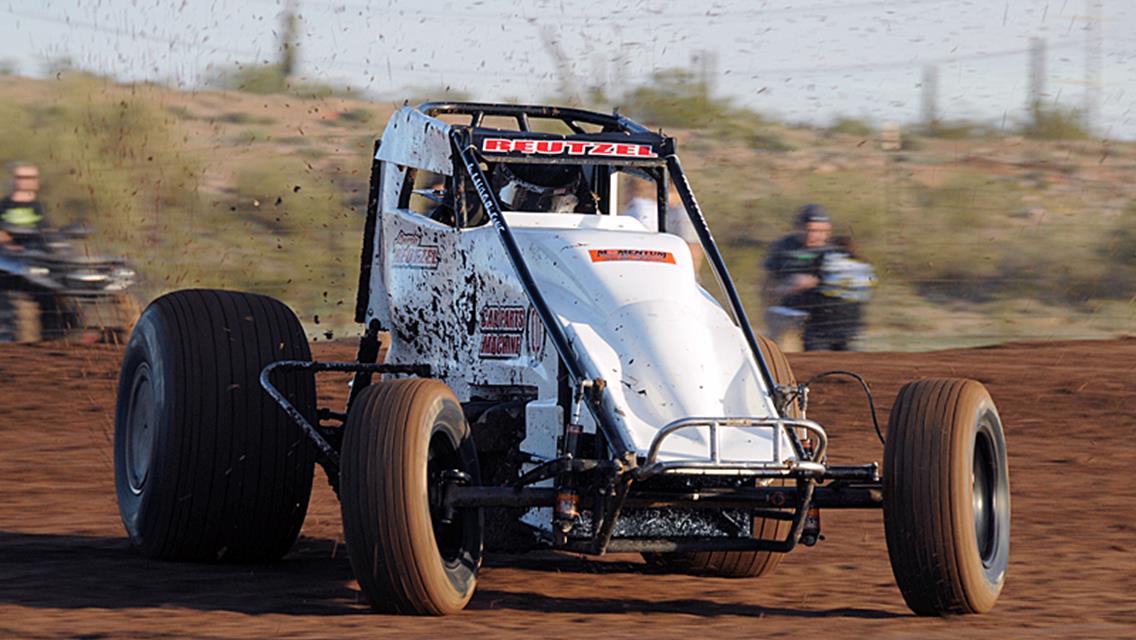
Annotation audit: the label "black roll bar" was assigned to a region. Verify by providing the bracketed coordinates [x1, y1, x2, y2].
[421, 101, 652, 136]
[448, 128, 637, 460]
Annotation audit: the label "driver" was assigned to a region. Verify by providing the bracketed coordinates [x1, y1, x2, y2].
[490, 163, 593, 213]
[0, 162, 48, 250]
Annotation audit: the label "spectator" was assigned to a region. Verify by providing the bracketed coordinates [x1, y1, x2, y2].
[666, 188, 704, 275]
[764, 203, 867, 351]
[621, 177, 657, 230]
[0, 162, 48, 250]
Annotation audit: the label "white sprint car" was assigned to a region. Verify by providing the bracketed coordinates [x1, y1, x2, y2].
[114, 102, 1010, 617]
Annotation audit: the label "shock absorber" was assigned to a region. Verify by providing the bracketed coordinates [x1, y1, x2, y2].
[799, 435, 824, 547]
[553, 380, 593, 545]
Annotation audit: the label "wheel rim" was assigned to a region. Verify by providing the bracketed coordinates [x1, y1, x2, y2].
[427, 429, 465, 565]
[124, 363, 156, 495]
[972, 422, 1000, 568]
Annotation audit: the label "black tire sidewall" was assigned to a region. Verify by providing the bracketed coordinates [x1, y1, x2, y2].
[113, 303, 175, 552]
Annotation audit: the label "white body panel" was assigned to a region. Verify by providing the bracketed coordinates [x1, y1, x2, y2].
[370, 207, 788, 464]
[375, 107, 453, 176]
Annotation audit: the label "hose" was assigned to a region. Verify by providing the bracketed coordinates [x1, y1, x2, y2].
[801, 369, 886, 446]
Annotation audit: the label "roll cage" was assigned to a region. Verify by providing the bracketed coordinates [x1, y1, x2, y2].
[356, 101, 785, 463]
[262, 102, 885, 556]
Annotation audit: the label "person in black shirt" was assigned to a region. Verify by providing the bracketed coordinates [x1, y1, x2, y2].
[0, 162, 48, 250]
[763, 204, 840, 351]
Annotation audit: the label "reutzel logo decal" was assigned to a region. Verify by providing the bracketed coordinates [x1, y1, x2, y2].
[392, 231, 440, 269]
[589, 249, 676, 264]
[478, 305, 546, 359]
[481, 138, 658, 158]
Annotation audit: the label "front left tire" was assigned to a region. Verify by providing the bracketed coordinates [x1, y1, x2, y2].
[114, 289, 316, 561]
[340, 378, 483, 615]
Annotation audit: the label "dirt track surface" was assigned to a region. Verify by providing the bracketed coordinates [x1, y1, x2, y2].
[1, 338, 1134, 638]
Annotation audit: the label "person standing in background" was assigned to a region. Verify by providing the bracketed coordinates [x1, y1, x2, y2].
[0, 162, 48, 250]
[811, 235, 876, 351]
[666, 187, 704, 275]
[763, 204, 845, 351]
[621, 177, 657, 230]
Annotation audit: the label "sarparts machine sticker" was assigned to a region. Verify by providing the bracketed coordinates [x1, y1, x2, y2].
[478, 304, 546, 359]
[588, 248, 676, 264]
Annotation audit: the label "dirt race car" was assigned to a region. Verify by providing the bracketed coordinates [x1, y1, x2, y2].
[113, 103, 1011, 617]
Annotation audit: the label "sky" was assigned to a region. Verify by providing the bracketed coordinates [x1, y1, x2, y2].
[2, 0, 1134, 137]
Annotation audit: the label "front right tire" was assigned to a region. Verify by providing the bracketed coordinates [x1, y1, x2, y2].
[883, 378, 1011, 615]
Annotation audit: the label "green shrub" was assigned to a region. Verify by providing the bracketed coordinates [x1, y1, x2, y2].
[920, 119, 991, 139]
[1021, 103, 1090, 140]
[337, 107, 373, 124]
[219, 111, 276, 125]
[208, 63, 358, 99]
[827, 117, 874, 137]
[621, 68, 736, 129]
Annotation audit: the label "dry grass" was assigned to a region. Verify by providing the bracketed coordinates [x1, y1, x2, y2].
[0, 74, 1131, 347]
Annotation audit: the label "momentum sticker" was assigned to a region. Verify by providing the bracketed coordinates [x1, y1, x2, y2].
[588, 249, 676, 264]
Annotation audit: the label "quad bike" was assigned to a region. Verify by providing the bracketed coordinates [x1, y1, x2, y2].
[114, 103, 1010, 617]
[0, 225, 138, 343]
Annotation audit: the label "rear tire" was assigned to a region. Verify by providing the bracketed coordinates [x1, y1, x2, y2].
[884, 378, 1010, 615]
[643, 335, 794, 578]
[113, 289, 316, 561]
[340, 379, 482, 615]
[0, 291, 42, 343]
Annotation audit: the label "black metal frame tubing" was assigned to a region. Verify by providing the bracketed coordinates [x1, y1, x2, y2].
[259, 359, 432, 472]
[420, 101, 653, 135]
[449, 128, 637, 460]
[445, 482, 882, 512]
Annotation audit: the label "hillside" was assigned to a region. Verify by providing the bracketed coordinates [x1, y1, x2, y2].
[1, 74, 1132, 349]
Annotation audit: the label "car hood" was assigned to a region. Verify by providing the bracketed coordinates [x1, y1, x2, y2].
[508, 213, 788, 462]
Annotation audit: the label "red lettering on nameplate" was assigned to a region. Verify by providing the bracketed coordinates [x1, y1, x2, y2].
[479, 333, 522, 359]
[480, 137, 657, 158]
[588, 249, 676, 264]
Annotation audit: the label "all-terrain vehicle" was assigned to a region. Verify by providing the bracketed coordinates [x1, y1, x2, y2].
[114, 103, 1010, 616]
[0, 225, 137, 342]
